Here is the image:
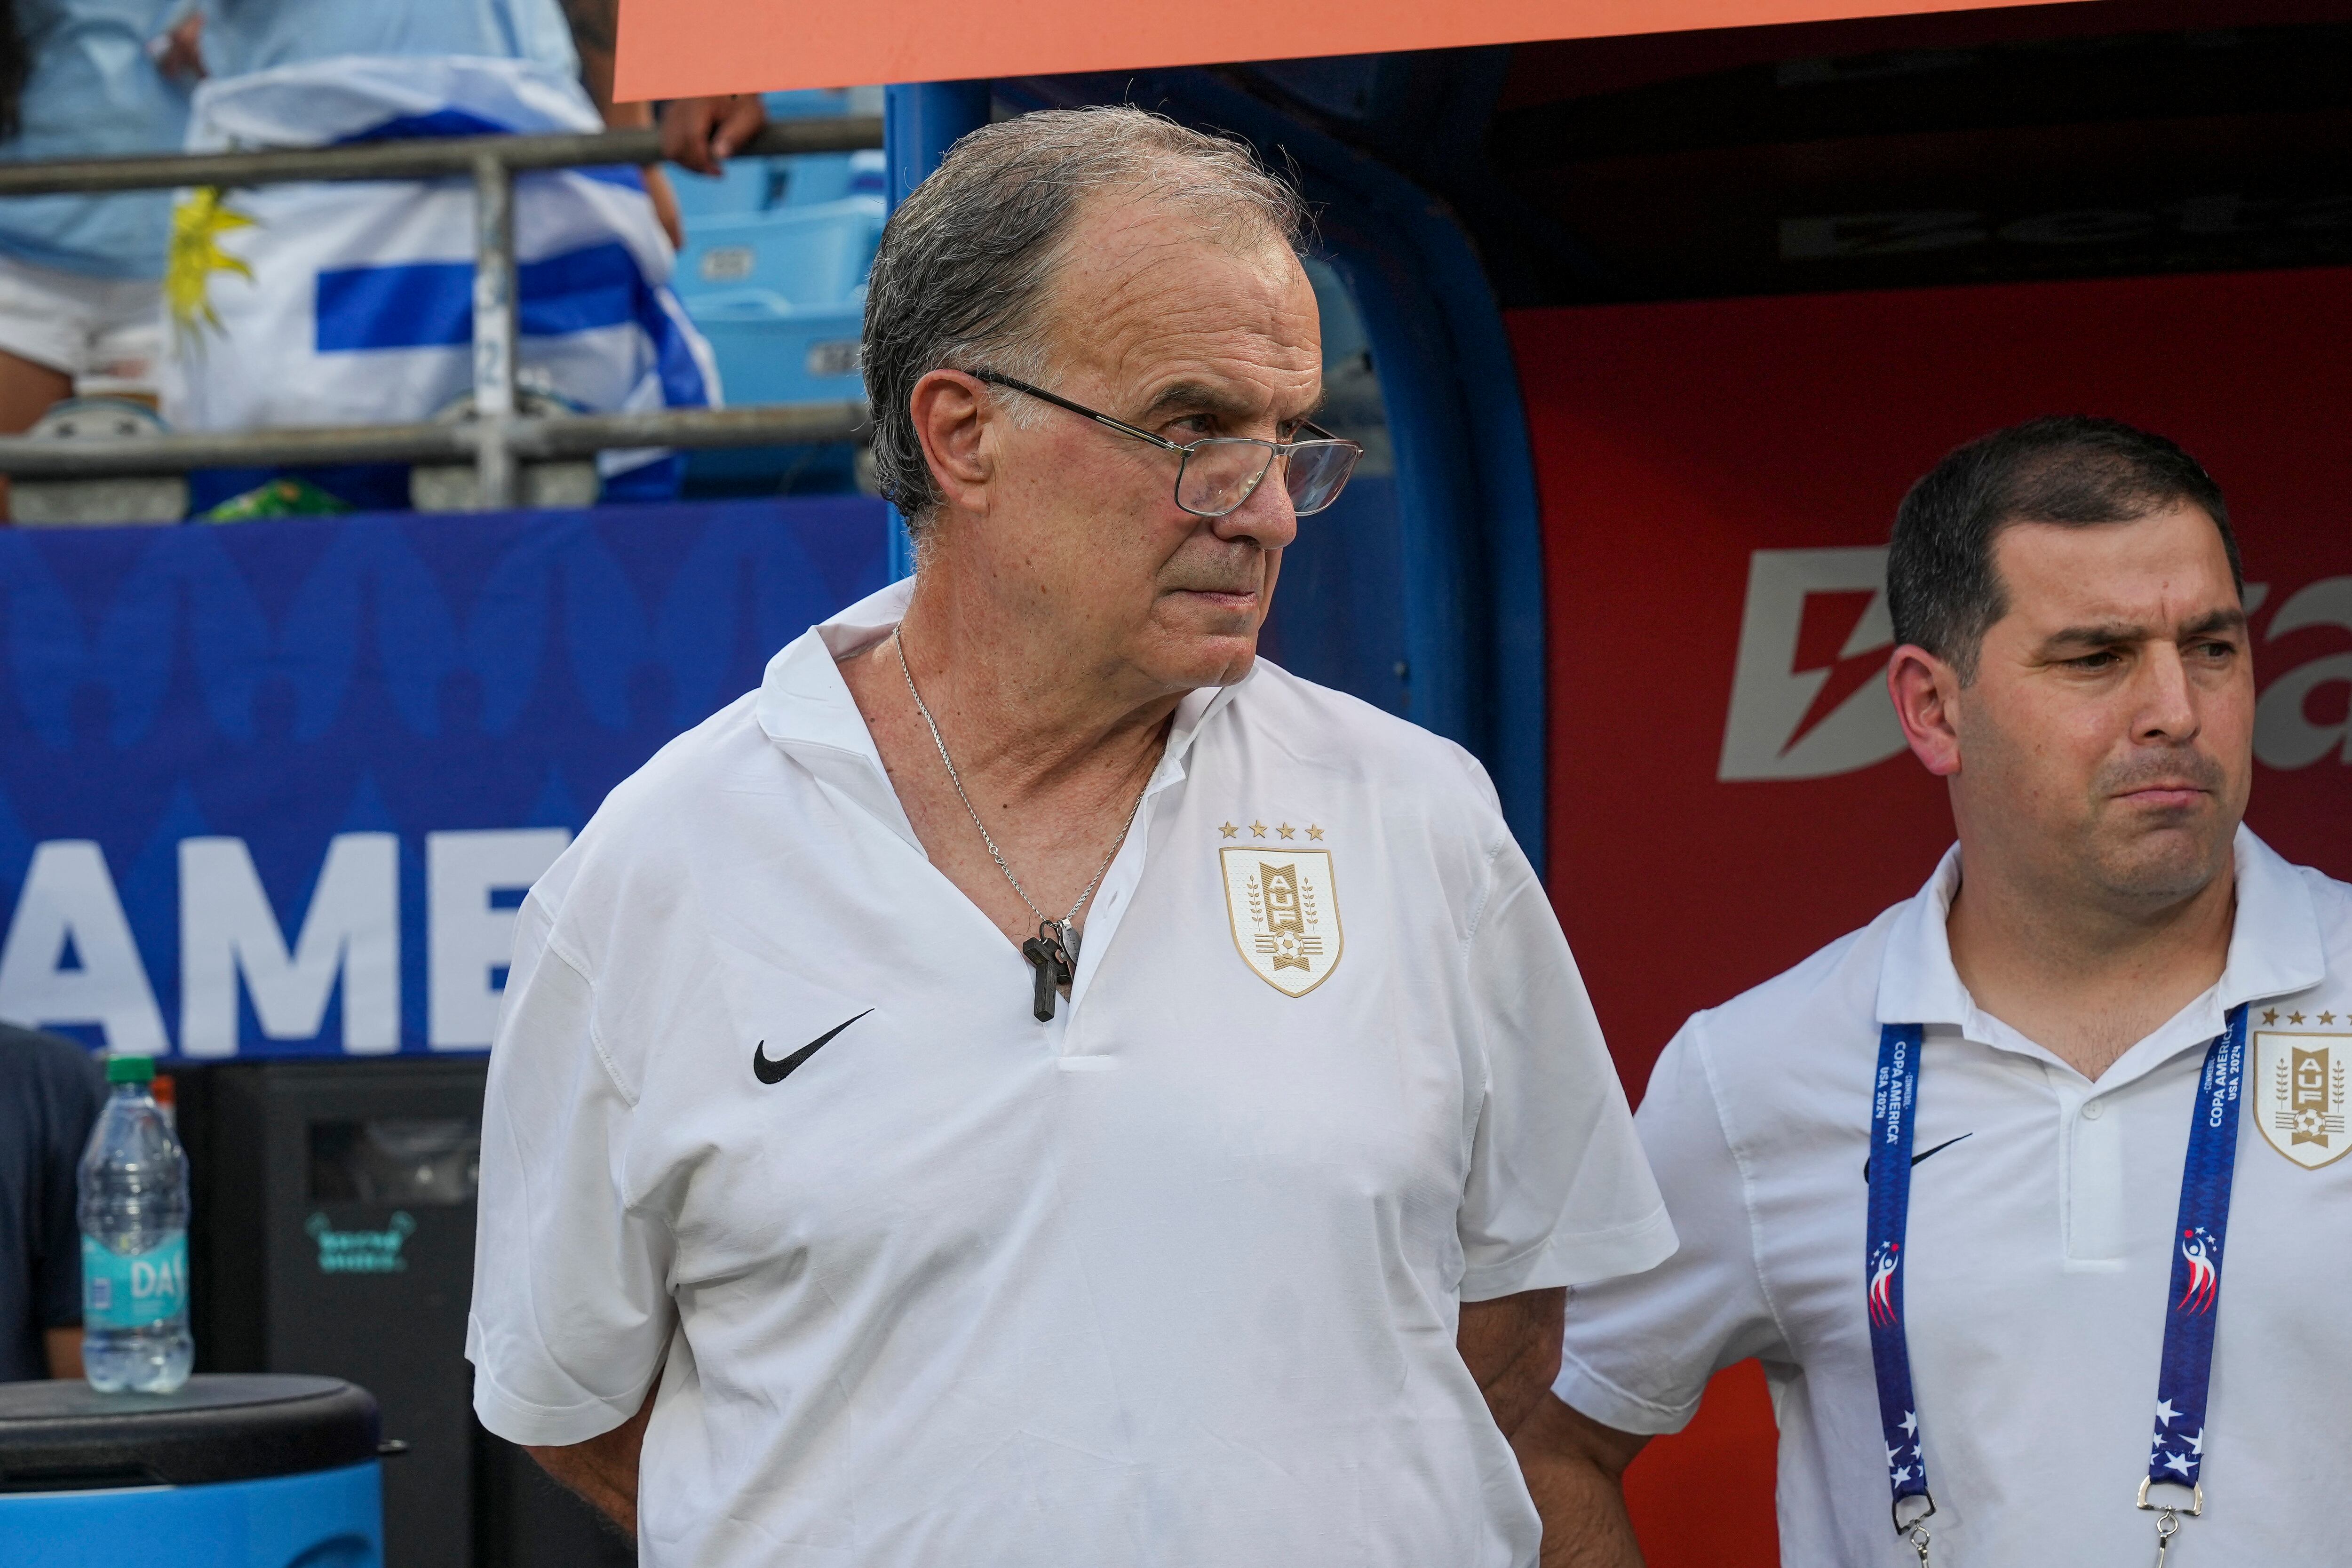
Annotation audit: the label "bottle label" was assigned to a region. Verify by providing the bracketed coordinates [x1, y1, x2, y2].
[82, 1235, 188, 1329]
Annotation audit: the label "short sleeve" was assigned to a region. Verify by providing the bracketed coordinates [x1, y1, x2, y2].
[1456, 839, 1676, 1301]
[467, 894, 676, 1447]
[1553, 1016, 1789, 1434]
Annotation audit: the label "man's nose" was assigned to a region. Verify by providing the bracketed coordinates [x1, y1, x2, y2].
[1211, 459, 1300, 552]
[2133, 643, 2203, 744]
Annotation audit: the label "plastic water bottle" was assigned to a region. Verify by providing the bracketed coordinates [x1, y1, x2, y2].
[78, 1054, 193, 1393]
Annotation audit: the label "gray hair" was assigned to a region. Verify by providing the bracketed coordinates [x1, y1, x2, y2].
[861, 106, 1311, 533]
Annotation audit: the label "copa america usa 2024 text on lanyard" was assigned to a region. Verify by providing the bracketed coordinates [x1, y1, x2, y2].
[1864, 1005, 2249, 1567]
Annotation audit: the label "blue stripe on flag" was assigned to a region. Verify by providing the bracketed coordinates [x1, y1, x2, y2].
[315, 261, 474, 351]
[643, 290, 712, 410]
[573, 166, 647, 192]
[316, 243, 648, 352]
[521, 243, 644, 336]
[335, 109, 516, 144]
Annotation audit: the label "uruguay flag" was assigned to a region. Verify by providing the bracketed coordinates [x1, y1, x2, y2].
[161, 55, 721, 505]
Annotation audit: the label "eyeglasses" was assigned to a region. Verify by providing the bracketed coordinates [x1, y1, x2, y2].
[972, 369, 1364, 519]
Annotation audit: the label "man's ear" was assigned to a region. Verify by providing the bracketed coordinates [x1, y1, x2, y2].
[1889, 645, 1964, 778]
[909, 369, 993, 516]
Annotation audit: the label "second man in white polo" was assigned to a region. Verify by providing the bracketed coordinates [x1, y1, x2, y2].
[1542, 417, 2352, 1567]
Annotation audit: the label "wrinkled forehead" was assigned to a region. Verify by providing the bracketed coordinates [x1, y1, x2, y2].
[1991, 507, 2243, 628]
[1037, 193, 1322, 407]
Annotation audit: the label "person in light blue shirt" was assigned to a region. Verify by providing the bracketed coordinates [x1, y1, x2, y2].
[164, 0, 759, 511]
[195, 0, 767, 248]
[195, 0, 580, 82]
[0, 0, 193, 511]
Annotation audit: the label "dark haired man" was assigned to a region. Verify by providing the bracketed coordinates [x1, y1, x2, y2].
[0, 1022, 103, 1381]
[1538, 416, 2352, 1566]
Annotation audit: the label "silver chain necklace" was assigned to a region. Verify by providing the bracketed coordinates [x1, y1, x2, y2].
[891, 626, 1149, 1021]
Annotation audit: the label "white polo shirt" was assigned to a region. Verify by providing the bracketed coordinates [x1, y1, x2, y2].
[467, 579, 1673, 1568]
[1556, 827, 2351, 1566]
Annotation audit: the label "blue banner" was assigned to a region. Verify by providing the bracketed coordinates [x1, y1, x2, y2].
[0, 498, 890, 1059]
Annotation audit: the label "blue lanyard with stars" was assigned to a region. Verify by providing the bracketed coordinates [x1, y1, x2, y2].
[1863, 1004, 2250, 1567]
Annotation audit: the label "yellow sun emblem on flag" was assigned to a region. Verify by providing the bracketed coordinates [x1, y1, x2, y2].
[166, 187, 259, 337]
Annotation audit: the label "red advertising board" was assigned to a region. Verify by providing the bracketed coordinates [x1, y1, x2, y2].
[1513, 267, 2352, 1565]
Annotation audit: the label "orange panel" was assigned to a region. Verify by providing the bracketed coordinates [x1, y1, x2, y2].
[615, 0, 2082, 99]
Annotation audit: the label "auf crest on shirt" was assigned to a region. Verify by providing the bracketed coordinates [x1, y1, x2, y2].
[1219, 833, 1344, 998]
[2253, 1002, 2351, 1170]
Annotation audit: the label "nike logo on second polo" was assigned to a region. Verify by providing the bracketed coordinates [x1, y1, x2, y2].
[1863, 1133, 1973, 1180]
[753, 1011, 872, 1084]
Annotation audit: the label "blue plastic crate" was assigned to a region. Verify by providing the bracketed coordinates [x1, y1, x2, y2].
[667, 156, 772, 223]
[690, 294, 865, 406]
[681, 294, 866, 492]
[672, 121, 882, 493]
[676, 199, 885, 310]
[669, 147, 883, 224]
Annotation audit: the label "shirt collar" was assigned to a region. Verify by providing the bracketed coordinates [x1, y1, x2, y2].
[1874, 842, 1974, 1029]
[753, 577, 1250, 841]
[1876, 824, 2329, 1035]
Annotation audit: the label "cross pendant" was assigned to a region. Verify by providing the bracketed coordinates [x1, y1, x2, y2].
[1020, 921, 1075, 1022]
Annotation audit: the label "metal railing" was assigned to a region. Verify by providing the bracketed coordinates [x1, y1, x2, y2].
[0, 116, 884, 509]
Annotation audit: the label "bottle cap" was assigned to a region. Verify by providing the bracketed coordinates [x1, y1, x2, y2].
[105, 1053, 157, 1084]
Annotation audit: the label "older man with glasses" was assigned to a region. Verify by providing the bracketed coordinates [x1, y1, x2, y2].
[465, 105, 1673, 1568]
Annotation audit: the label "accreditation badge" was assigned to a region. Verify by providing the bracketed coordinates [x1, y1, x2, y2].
[2253, 1013, 2351, 1170]
[1219, 844, 1343, 997]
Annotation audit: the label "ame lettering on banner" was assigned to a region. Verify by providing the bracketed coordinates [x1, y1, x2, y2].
[0, 499, 889, 1059]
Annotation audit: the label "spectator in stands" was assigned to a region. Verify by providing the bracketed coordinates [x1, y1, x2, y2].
[162, 0, 754, 509]
[0, 0, 198, 517]
[190, 0, 765, 249]
[0, 1022, 105, 1381]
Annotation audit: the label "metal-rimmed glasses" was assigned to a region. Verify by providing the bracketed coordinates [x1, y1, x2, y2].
[972, 369, 1364, 519]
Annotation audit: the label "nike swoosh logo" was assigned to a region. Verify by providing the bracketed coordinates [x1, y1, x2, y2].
[1862, 1133, 1973, 1181]
[753, 1010, 872, 1085]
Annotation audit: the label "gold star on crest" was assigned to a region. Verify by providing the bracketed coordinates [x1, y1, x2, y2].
[1276, 823, 1296, 840]
[2263, 1009, 2280, 1025]
[1306, 824, 1325, 841]
[1219, 821, 1239, 839]
[2288, 1011, 2307, 1025]
[1250, 820, 1268, 838]
[2323, 1012, 2339, 1026]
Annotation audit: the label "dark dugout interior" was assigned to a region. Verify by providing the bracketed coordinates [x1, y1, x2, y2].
[1235, 0, 2352, 306]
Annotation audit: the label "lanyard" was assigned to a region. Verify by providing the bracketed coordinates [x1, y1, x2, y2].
[1864, 1005, 2249, 1567]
